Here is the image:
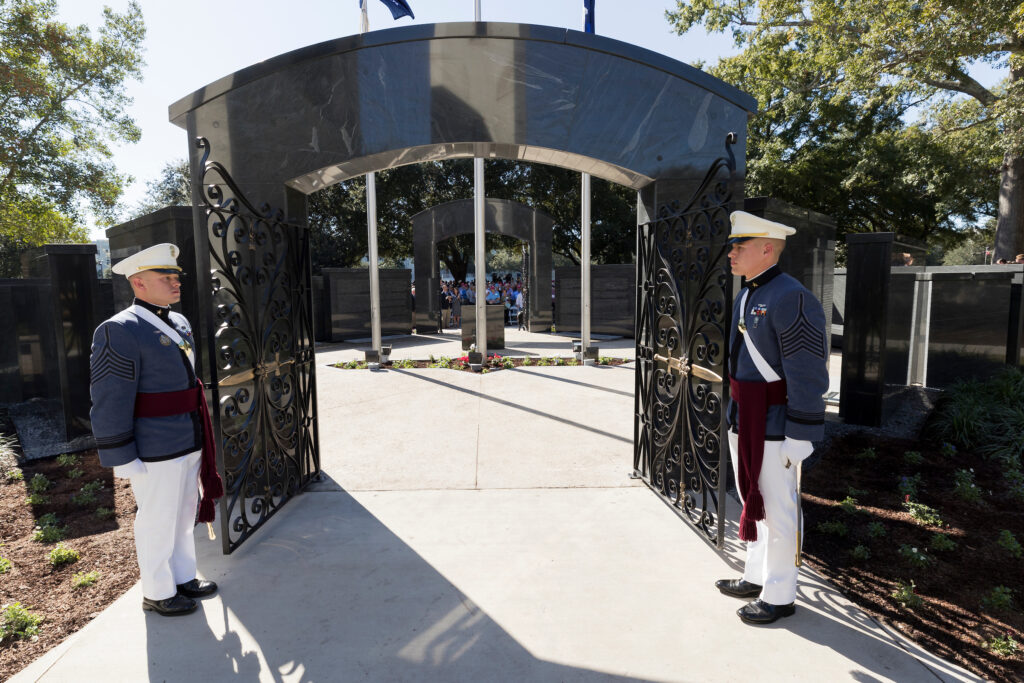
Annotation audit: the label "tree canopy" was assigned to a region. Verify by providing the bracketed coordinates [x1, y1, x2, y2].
[0, 0, 145, 275]
[667, 0, 1020, 254]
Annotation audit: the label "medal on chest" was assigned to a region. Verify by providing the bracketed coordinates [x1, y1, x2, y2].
[750, 303, 768, 328]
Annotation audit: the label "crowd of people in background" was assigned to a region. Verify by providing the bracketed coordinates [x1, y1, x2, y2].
[439, 274, 526, 328]
[994, 254, 1024, 265]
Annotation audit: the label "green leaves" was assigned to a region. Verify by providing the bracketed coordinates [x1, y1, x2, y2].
[0, 0, 145, 273]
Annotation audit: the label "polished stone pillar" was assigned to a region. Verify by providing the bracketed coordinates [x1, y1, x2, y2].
[839, 233, 893, 426]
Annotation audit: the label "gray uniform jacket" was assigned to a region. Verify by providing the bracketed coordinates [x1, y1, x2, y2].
[727, 265, 829, 442]
[89, 303, 201, 467]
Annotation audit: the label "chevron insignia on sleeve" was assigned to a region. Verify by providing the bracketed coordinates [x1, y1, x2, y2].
[787, 408, 825, 425]
[91, 327, 136, 384]
[779, 294, 827, 359]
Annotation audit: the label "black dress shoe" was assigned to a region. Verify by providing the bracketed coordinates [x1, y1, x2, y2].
[142, 594, 197, 616]
[176, 578, 218, 599]
[737, 599, 796, 624]
[715, 578, 763, 599]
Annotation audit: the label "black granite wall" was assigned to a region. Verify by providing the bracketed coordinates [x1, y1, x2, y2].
[322, 268, 413, 342]
[554, 264, 636, 337]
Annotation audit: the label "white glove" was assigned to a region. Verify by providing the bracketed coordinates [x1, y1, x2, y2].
[780, 438, 814, 469]
[113, 459, 147, 479]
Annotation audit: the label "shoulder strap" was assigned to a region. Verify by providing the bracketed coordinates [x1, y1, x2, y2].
[130, 305, 196, 369]
[738, 289, 782, 383]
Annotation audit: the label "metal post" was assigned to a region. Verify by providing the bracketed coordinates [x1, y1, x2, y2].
[581, 172, 591, 358]
[366, 172, 382, 353]
[474, 157, 487, 358]
[474, 0, 481, 21]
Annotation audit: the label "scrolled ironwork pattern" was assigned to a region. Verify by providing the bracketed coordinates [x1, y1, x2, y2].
[634, 133, 736, 548]
[196, 137, 320, 553]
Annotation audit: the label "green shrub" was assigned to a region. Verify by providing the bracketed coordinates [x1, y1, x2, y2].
[394, 358, 416, 369]
[891, 580, 923, 609]
[25, 493, 49, 505]
[56, 453, 81, 467]
[32, 523, 67, 544]
[71, 570, 100, 589]
[0, 602, 43, 641]
[849, 544, 871, 561]
[0, 557, 11, 574]
[48, 543, 80, 568]
[997, 530, 1023, 559]
[5, 469, 24, 482]
[94, 507, 115, 520]
[522, 356, 532, 366]
[898, 473, 923, 498]
[37, 512, 59, 527]
[838, 496, 858, 514]
[70, 480, 104, 506]
[898, 544, 931, 568]
[28, 473, 50, 494]
[1006, 468, 1024, 502]
[940, 442, 958, 458]
[929, 533, 957, 552]
[65, 467, 84, 480]
[853, 447, 877, 461]
[952, 468, 981, 503]
[815, 520, 848, 537]
[902, 450, 924, 466]
[502, 357, 515, 369]
[867, 521, 888, 539]
[846, 486, 868, 498]
[981, 585, 1014, 612]
[987, 634, 1020, 657]
[903, 500, 943, 527]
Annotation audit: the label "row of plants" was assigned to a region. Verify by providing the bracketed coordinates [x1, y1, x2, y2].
[333, 354, 625, 372]
[1, 453, 105, 644]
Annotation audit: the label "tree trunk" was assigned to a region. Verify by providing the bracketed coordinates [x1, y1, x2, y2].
[994, 151, 1024, 260]
[994, 60, 1023, 261]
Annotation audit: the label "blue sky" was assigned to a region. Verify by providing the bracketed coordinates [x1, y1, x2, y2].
[54, 1, 1006, 239]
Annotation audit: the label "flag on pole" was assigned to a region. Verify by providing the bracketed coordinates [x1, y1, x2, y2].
[359, 0, 414, 32]
[583, 0, 595, 33]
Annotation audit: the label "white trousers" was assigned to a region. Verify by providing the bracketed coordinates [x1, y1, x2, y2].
[129, 450, 202, 600]
[728, 432, 801, 605]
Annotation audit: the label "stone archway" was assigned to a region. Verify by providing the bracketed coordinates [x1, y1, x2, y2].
[171, 22, 755, 552]
[412, 198, 553, 333]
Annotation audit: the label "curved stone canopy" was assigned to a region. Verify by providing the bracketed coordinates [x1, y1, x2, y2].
[411, 198, 554, 332]
[171, 22, 755, 208]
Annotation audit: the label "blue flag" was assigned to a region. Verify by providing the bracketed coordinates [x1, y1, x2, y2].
[583, 0, 594, 33]
[377, 0, 414, 20]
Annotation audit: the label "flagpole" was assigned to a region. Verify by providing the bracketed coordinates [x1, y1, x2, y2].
[360, 2, 382, 356]
[580, 1, 594, 363]
[474, 0, 481, 21]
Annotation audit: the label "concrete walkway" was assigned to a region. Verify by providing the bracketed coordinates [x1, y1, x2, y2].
[13, 329, 979, 682]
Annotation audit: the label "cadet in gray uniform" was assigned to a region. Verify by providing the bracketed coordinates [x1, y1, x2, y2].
[715, 212, 829, 625]
[90, 243, 221, 617]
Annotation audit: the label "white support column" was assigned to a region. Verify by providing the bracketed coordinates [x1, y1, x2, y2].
[366, 172, 382, 353]
[474, 157, 487, 358]
[474, 0, 481, 21]
[581, 172, 592, 358]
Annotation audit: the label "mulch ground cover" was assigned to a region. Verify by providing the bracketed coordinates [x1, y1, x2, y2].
[0, 448, 138, 681]
[801, 431, 1024, 681]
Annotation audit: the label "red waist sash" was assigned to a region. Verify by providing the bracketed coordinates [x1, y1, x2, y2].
[133, 380, 224, 523]
[729, 376, 787, 542]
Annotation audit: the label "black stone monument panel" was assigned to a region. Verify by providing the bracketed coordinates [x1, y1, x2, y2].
[554, 264, 636, 337]
[322, 268, 412, 341]
[883, 271, 918, 385]
[925, 271, 1016, 387]
[839, 233, 893, 426]
[461, 305, 506, 350]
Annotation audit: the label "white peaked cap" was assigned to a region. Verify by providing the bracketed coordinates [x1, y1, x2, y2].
[111, 243, 182, 277]
[728, 211, 797, 244]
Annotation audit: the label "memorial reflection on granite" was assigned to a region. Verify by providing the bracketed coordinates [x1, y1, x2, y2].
[461, 305, 507, 351]
[413, 199, 552, 334]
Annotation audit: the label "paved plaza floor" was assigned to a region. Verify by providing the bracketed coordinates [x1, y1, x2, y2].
[12, 329, 979, 682]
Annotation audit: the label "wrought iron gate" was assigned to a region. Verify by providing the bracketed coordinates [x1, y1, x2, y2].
[633, 134, 737, 548]
[194, 138, 321, 553]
